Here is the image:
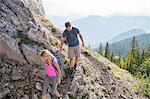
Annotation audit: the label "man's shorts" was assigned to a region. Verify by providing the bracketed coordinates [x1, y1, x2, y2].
[68, 45, 80, 59]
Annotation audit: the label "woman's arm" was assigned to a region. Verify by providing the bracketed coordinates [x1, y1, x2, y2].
[53, 59, 61, 78]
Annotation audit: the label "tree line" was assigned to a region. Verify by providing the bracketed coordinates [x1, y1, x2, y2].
[98, 36, 150, 97]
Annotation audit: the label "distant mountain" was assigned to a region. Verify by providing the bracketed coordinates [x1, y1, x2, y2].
[109, 34, 150, 57]
[46, 15, 66, 28]
[108, 29, 146, 43]
[46, 15, 83, 29]
[72, 15, 150, 47]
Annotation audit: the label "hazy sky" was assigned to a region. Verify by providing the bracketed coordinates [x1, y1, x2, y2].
[42, 0, 150, 17]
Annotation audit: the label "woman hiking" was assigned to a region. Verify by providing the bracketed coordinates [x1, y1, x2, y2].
[41, 50, 62, 99]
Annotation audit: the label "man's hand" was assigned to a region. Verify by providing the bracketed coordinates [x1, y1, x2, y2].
[59, 37, 65, 53]
[79, 33, 84, 48]
[82, 42, 85, 48]
[59, 48, 62, 53]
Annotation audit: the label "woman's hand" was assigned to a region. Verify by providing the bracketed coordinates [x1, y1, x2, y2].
[57, 77, 61, 85]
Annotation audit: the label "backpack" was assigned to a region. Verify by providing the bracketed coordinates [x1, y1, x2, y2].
[54, 54, 61, 68]
[51, 54, 63, 79]
[51, 53, 61, 68]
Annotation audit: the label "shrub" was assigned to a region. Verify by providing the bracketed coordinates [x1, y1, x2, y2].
[134, 78, 150, 98]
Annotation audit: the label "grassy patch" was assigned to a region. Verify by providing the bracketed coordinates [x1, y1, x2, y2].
[64, 57, 69, 65]
[41, 18, 59, 34]
[41, 18, 54, 28]
[49, 39, 58, 46]
[82, 66, 92, 77]
[134, 78, 150, 98]
[51, 28, 57, 33]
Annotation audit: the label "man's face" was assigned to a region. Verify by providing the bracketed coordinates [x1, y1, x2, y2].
[66, 26, 72, 31]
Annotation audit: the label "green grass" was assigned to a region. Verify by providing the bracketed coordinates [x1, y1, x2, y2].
[134, 78, 150, 98]
[41, 18, 54, 28]
[49, 39, 58, 46]
[51, 28, 57, 33]
[41, 18, 59, 34]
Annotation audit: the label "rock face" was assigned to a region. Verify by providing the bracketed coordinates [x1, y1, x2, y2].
[22, 0, 45, 16]
[0, 0, 148, 99]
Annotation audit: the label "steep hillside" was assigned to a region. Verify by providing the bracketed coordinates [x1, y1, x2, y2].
[0, 0, 148, 99]
[22, 0, 45, 16]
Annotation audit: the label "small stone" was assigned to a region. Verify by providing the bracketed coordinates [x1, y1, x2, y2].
[0, 89, 10, 99]
[21, 94, 29, 99]
[119, 94, 127, 99]
[35, 82, 42, 91]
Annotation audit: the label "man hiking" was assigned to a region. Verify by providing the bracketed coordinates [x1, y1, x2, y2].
[59, 22, 84, 77]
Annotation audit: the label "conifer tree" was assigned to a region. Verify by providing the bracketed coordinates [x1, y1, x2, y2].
[98, 42, 103, 55]
[105, 42, 110, 58]
[110, 51, 115, 62]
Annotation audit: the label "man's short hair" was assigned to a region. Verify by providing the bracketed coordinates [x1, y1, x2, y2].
[65, 22, 71, 28]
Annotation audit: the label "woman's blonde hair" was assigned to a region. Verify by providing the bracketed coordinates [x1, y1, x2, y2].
[41, 50, 52, 66]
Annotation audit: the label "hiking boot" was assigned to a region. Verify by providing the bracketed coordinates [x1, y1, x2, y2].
[69, 68, 75, 78]
[68, 68, 72, 76]
[74, 63, 77, 70]
[56, 94, 62, 99]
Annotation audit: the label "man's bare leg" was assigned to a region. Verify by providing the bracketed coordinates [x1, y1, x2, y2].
[70, 58, 75, 68]
[74, 57, 78, 69]
[41, 95, 46, 99]
[69, 58, 76, 78]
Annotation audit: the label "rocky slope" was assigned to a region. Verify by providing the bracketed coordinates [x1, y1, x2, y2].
[0, 0, 148, 99]
[22, 0, 45, 16]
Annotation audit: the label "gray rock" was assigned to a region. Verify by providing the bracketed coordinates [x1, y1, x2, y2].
[35, 82, 42, 91]
[21, 0, 45, 16]
[0, 89, 10, 98]
[21, 94, 29, 99]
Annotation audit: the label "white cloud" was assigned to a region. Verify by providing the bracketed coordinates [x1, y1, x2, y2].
[42, 0, 150, 17]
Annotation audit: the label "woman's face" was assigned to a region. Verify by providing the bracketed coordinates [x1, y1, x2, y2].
[42, 53, 49, 60]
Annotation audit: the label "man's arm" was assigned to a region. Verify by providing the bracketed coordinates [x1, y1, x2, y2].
[59, 37, 65, 51]
[60, 31, 66, 51]
[78, 33, 84, 47]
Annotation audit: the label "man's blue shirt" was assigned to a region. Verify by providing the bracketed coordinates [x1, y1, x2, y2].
[63, 27, 80, 47]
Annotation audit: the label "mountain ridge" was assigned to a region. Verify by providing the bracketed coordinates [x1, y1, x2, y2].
[109, 33, 150, 56]
[108, 29, 146, 43]
[72, 15, 150, 47]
